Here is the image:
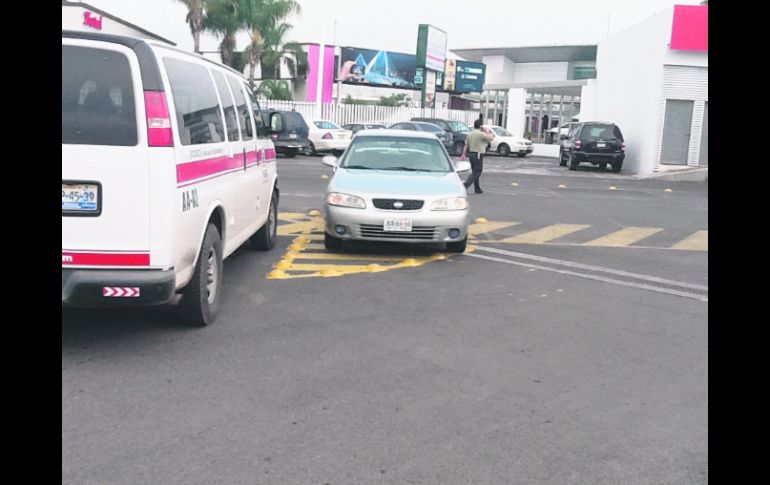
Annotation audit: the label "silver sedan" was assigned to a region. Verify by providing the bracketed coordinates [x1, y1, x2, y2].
[322, 130, 472, 252]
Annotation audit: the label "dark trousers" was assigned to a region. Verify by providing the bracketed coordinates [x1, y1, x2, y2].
[464, 152, 484, 192]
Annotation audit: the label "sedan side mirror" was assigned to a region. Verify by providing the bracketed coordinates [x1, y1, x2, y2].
[322, 155, 338, 168]
[455, 160, 471, 173]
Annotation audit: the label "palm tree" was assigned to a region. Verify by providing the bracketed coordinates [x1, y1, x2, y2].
[256, 80, 293, 100]
[259, 25, 308, 81]
[240, 0, 301, 85]
[176, 0, 206, 53]
[204, 0, 240, 67]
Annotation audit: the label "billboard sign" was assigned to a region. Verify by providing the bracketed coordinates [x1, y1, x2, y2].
[416, 24, 447, 73]
[339, 47, 420, 89]
[454, 61, 486, 93]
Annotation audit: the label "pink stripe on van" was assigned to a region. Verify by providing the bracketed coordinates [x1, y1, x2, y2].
[176, 155, 241, 184]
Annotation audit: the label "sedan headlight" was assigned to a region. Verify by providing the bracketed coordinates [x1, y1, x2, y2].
[431, 197, 468, 211]
[326, 192, 366, 209]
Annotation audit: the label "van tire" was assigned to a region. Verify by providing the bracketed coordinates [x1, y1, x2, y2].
[250, 191, 277, 250]
[180, 224, 223, 327]
[559, 150, 567, 166]
[568, 153, 579, 171]
[611, 161, 622, 173]
[284, 148, 298, 158]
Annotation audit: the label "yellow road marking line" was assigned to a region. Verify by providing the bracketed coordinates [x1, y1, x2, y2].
[288, 252, 413, 261]
[468, 221, 519, 238]
[671, 230, 708, 251]
[499, 224, 591, 244]
[277, 219, 324, 236]
[583, 227, 663, 247]
[277, 212, 308, 221]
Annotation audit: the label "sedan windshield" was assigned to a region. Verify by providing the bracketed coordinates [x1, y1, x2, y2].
[314, 120, 341, 129]
[340, 137, 453, 172]
[492, 127, 512, 137]
[448, 121, 471, 133]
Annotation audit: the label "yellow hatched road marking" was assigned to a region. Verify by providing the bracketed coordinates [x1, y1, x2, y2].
[499, 224, 591, 244]
[288, 252, 411, 261]
[277, 219, 324, 236]
[468, 221, 519, 238]
[583, 227, 663, 247]
[671, 230, 708, 251]
[277, 212, 308, 221]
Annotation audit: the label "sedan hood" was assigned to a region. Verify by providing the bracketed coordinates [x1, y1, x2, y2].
[331, 169, 464, 197]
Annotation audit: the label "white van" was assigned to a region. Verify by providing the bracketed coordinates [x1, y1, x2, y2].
[62, 31, 280, 326]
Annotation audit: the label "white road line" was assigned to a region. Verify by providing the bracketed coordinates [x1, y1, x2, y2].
[474, 245, 708, 292]
[466, 252, 707, 302]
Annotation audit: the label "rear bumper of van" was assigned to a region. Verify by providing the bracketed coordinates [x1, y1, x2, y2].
[62, 268, 176, 306]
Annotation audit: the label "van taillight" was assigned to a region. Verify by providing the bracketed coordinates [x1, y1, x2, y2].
[144, 91, 173, 147]
[575, 140, 582, 149]
[322, 132, 333, 140]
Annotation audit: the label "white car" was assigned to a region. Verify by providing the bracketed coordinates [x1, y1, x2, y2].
[483, 125, 534, 157]
[546, 116, 580, 142]
[309, 119, 352, 155]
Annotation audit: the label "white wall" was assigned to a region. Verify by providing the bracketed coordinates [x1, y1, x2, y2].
[506, 88, 527, 137]
[513, 62, 570, 83]
[482, 55, 516, 85]
[593, 9, 671, 174]
[579, 79, 598, 122]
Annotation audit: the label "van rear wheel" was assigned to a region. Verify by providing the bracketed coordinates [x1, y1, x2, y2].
[179, 224, 223, 327]
[284, 148, 298, 158]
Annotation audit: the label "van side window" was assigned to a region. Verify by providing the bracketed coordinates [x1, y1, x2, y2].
[164, 58, 225, 146]
[242, 82, 265, 139]
[226, 76, 253, 140]
[62, 46, 137, 146]
[212, 71, 240, 142]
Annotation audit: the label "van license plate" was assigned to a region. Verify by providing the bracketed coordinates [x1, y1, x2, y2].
[384, 218, 412, 232]
[62, 183, 99, 212]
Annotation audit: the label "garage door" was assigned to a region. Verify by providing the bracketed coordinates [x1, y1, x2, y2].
[661, 99, 694, 165]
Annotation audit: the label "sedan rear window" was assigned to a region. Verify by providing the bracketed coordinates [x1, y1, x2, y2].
[62, 45, 138, 146]
[314, 120, 341, 129]
[341, 137, 453, 172]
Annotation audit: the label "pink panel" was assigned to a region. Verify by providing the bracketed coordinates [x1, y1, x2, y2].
[322, 46, 335, 103]
[306, 44, 320, 102]
[670, 5, 708, 52]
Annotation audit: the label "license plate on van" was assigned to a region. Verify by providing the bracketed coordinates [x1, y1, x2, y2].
[62, 183, 99, 213]
[384, 218, 412, 232]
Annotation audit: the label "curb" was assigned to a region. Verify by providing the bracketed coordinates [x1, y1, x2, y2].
[633, 167, 708, 183]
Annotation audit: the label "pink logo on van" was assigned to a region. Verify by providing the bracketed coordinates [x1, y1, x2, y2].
[83, 12, 103, 30]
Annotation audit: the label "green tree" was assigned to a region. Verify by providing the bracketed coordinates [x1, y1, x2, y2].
[256, 80, 293, 100]
[240, 0, 302, 86]
[176, 0, 206, 53]
[204, 0, 240, 67]
[378, 93, 409, 107]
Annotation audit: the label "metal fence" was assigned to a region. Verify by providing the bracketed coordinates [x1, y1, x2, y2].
[256, 99, 480, 128]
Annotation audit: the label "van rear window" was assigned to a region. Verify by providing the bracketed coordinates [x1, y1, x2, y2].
[61, 46, 138, 146]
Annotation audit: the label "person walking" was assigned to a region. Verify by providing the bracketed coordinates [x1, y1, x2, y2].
[460, 119, 494, 194]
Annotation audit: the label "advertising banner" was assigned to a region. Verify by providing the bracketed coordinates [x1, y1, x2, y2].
[339, 47, 420, 89]
[454, 61, 486, 93]
[416, 24, 447, 73]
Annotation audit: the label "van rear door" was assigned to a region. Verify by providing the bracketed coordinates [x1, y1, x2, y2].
[62, 40, 153, 268]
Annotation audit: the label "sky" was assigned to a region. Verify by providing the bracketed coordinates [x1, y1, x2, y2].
[83, 0, 702, 57]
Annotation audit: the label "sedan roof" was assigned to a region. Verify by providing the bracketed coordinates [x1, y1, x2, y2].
[354, 129, 442, 140]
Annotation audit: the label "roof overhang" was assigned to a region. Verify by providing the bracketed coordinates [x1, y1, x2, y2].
[483, 79, 588, 96]
[451, 45, 597, 63]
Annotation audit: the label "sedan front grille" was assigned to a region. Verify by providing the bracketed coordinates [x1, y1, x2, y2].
[372, 199, 424, 210]
[358, 224, 437, 240]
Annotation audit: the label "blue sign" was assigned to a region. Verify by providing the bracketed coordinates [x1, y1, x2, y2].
[454, 61, 486, 93]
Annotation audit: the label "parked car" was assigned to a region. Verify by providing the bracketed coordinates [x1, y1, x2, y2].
[321, 130, 472, 253]
[546, 116, 580, 143]
[483, 125, 534, 157]
[389, 121, 451, 147]
[62, 30, 279, 326]
[411, 117, 472, 155]
[342, 122, 388, 134]
[559, 122, 626, 172]
[263, 109, 310, 158]
[309, 119, 352, 156]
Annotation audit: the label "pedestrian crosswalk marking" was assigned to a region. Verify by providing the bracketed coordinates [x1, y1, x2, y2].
[583, 227, 664, 247]
[671, 230, 708, 251]
[499, 224, 591, 244]
[468, 221, 519, 238]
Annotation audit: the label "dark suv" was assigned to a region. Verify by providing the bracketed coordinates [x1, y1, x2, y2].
[411, 117, 471, 155]
[263, 109, 310, 158]
[559, 122, 625, 172]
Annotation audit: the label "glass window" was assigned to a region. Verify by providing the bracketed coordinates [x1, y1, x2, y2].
[573, 67, 597, 80]
[314, 120, 341, 129]
[582, 124, 620, 139]
[212, 71, 239, 141]
[62, 46, 137, 146]
[492, 127, 512, 137]
[447, 121, 470, 132]
[164, 58, 225, 145]
[242, 82, 264, 138]
[340, 136, 452, 172]
[418, 123, 443, 133]
[227, 76, 253, 140]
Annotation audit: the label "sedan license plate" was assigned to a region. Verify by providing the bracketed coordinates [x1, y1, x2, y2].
[596, 142, 607, 148]
[384, 218, 412, 232]
[62, 183, 99, 212]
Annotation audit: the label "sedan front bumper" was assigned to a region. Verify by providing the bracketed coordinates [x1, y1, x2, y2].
[325, 205, 469, 243]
